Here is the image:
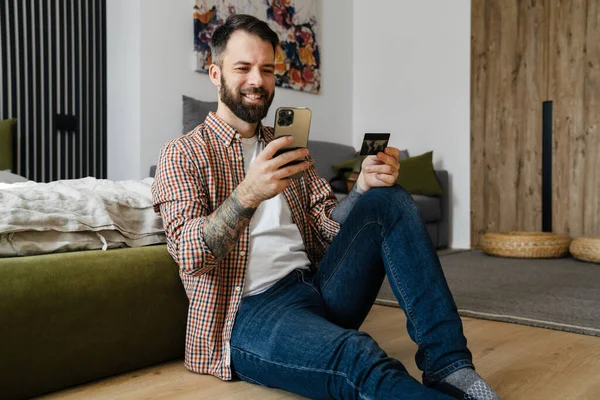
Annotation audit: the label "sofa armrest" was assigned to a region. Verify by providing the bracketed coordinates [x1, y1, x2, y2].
[434, 170, 449, 248]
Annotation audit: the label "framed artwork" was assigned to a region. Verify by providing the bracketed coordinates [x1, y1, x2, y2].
[193, 0, 321, 94]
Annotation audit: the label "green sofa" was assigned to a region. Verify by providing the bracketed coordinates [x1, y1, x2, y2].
[0, 245, 189, 399]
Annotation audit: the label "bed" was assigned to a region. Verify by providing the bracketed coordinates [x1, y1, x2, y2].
[0, 119, 167, 258]
[0, 122, 188, 399]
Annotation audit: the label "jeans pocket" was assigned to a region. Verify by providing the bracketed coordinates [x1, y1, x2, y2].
[296, 268, 321, 296]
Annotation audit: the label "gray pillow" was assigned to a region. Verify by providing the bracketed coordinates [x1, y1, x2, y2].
[182, 95, 218, 134]
[0, 170, 29, 184]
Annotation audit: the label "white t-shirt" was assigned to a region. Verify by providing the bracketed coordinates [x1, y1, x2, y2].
[240, 135, 311, 296]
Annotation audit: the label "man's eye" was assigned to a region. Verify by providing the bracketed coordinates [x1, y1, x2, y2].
[263, 69, 274, 75]
[236, 67, 249, 71]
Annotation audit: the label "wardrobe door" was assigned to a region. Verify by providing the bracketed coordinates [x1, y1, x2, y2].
[471, 0, 548, 246]
[548, 0, 600, 236]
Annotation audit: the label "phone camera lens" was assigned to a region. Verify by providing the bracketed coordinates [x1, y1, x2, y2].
[278, 109, 295, 126]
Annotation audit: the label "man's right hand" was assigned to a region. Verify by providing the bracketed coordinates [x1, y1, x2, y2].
[237, 136, 310, 208]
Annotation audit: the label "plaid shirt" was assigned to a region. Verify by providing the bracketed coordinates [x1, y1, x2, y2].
[151, 112, 341, 380]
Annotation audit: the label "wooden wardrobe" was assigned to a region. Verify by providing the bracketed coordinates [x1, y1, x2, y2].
[471, 0, 600, 247]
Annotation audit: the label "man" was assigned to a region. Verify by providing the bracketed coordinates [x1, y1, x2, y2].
[152, 14, 500, 400]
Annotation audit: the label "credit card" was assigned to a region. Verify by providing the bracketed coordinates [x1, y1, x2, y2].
[359, 133, 391, 156]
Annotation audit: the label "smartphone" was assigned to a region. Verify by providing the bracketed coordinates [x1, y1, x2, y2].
[359, 133, 391, 156]
[273, 107, 312, 179]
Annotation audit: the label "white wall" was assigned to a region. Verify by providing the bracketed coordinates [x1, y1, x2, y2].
[137, 0, 353, 180]
[353, 0, 471, 248]
[106, 0, 141, 181]
[107, 0, 471, 248]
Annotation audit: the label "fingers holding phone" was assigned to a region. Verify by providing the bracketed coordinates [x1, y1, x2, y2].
[237, 136, 310, 207]
[271, 144, 310, 171]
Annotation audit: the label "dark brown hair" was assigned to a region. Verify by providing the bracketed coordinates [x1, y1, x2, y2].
[210, 14, 279, 67]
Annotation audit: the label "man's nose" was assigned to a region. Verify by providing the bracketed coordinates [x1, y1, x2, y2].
[247, 67, 264, 87]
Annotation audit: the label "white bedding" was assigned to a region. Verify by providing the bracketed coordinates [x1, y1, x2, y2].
[0, 177, 165, 257]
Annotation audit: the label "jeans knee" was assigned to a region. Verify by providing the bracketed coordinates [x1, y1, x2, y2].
[362, 185, 419, 218]
[337, 332, 384, 388]
[340, 331, 381, 359]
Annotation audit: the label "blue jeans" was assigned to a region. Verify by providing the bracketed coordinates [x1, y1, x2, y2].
[230, 186, 473, 399]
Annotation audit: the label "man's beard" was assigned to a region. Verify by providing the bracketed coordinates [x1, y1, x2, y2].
[219, 75, 274, 124]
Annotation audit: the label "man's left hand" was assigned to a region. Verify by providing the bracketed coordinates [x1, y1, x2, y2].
[356, 147, 400, 192]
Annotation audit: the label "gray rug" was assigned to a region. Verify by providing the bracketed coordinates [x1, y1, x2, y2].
[376, 250, 600, 337]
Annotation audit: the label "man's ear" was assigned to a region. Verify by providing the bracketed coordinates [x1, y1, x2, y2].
[209, 64, 221, 87]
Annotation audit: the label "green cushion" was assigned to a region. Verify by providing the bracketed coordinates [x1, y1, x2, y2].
[0, 118, 16, 171]
[331, 151, 443, 196]
[0, 245, 189, 399]
[397, 151, 443, 196]
[331, 156, 364, 181]
[332, 157, 356, 179]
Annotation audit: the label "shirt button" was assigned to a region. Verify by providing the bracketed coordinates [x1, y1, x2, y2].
[237, 156, 243, 161]
[235, 286, 241, 292]
[240, 251, 246, 256]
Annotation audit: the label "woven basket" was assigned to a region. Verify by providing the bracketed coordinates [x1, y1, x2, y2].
[480, 231, 571, 258]
[570, 236, 600, 264]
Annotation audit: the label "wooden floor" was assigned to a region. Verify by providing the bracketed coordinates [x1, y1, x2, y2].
[40, 305, 600, 400]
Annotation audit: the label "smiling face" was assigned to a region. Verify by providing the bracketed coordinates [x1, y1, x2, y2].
[212, 30, 276, 124]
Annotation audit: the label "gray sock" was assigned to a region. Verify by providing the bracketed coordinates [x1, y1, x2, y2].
[441, 368, 501, 400]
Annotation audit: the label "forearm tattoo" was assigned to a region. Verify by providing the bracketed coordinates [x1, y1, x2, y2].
[331, 184, 364, 224]
[204, 189, 257, 260]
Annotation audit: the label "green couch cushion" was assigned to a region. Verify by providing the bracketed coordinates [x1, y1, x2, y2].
[0, 245, 188, 399]
[396, 151, 443, 196]
[0, 118, 16, 171]
[331, 156, 363, 181]
[330, 151, 443, 196]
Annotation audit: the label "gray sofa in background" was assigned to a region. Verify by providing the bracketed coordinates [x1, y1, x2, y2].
[307, 141, 449, 249]
[174, 96, 449, 248]
[150, 140, 449, 249]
